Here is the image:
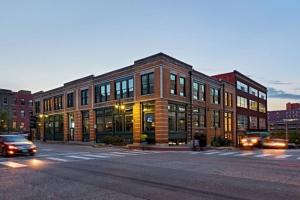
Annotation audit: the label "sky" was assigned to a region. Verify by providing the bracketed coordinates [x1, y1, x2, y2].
[0, 0, 300, 111]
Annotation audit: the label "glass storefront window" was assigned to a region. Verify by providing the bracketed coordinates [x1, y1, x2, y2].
[142, 102, 155, 132]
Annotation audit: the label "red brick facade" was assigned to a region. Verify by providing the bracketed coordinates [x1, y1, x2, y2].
[33, 53, 266, 146]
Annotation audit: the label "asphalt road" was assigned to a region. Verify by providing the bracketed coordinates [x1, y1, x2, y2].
[1, 143, 300, 200]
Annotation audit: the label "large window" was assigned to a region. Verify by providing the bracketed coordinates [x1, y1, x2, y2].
[259, 118, 266, 129]
[35, 101, 40, 114]
[142, 102, 155, 132]
[67, 93, 74, 108]
[54, 95, 63, 110]
[237, 96, 248, 108]
[259, 103, 266, 113]
[225, 92, 233, 107]
[141, 73, 154, 95]
[259, 91, 267, 100]
[170, 74, 177, 95]
[224, 112, 233, 141]
[249, 116, 258, 129]
[95, 83, 111, 103]
[168, 104, 187, 132]
[179, 77, 186, 97]
[210, 88, 220, 104]
[193, 82, 205, 101]
[237, 115, 248, 130]
[96, 108, 113, 133]
[193, 108, 206, 128]
[237, 81, 248, 92]
[82, 111, 90, 141]
[43, 98, 52, 112]
[211, 110, 220, 128]
[249, 87, 258, 96]
[224, 112, 233, 133]
[115, 78, 134, 99]
[114, 105, 133, 133]
[20, 110, 25, 118]
[81, 89, 89, 106]
[249, 100, 258, 111]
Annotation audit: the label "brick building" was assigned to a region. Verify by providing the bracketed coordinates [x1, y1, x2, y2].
[213, 71, 268, 143]
[0, 89, 33, 133]
[33, 53, 267, 146]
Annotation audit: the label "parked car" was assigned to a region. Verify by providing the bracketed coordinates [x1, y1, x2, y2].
[288, 143, 298, 149]
[0, 135, 37, 157]
[262, 138, 288, 149]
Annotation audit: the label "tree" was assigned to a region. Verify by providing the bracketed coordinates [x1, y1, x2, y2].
[0, 110, 9, 133]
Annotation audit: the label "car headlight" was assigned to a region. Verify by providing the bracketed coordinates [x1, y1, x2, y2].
[8, 145, 18, 150]
[30, 145, 37, 149]
[241, 139, 247, 143]
[251, 138, 258, 144]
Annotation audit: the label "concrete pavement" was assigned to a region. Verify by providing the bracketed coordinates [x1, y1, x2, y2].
[0, 143, 300, 200]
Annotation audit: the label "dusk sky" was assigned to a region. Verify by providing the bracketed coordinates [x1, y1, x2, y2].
[0, 0, 300, 111]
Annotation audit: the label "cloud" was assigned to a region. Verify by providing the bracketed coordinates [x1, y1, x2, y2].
[268, 80, 291, 85]
[268, 87, 300, 100]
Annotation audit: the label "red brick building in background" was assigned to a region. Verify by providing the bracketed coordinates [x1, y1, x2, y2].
[213, 71, 268, 143]
[0, 89, 33, 133]
[33, 53, 268, 146]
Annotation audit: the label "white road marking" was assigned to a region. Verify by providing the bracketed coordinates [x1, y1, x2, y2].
[235, 152, 255, 157]
[275, 155, 293, 159]
[46, 157, 69, 162]
[0, 161, 27, 168]
[109, 152, 140, 156]
[204, 151, 220, 155]
[297, 157, 300, 160]
[96, 153, 124, 157]
[219, 152, 238, 156]
[254, 154, 272, 158]
[81, 154, 109, 158]
[66, 155, 94, 160]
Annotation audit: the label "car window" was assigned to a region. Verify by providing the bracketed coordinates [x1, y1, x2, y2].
[3, 135, 27, 142]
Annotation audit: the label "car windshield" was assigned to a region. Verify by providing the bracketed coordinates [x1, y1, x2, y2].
[2, 135, 28, 142]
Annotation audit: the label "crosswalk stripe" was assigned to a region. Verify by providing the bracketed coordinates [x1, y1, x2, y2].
[297, 157, 300, 160]
[204, 151, 220, 155]
[219, 152, 238, 156]
[96, 153, 124, 157]
[81, 154, 109, 158]
[254, 154, 272, 158]
[46, 157, 69, 162]
[235, 152, 255, 156]
[0, 161, 27, 168]
[109, 152, 140, 156]
[275, 155, 293, 159]
[66, 155, 94, 160]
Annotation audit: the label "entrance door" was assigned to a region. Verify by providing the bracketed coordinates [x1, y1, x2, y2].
[68, 113, 75, 141]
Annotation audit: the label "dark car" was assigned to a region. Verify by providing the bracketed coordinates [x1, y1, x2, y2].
[0, 135, 37, 157]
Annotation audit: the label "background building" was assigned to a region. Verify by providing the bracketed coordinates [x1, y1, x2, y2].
[0, 89, 33, 133]
[212, 71, 268, 143]
[268, 103, 300, 143]
[33, 53, 266, 146]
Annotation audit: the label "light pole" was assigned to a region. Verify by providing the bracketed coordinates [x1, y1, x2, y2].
[39, 114, 48, 142]
[114, 100, 125, 136]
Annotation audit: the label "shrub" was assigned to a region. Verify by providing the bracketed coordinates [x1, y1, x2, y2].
[102, 136, 126, 146]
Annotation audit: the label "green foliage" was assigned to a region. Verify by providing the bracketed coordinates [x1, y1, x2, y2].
[0, 110, 9, 132]
[271, 130, 300, 144]
[211, 136, 231, 147]
[102, 136, 126, 146]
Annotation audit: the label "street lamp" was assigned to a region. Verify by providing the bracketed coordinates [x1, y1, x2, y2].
[39, 114, 49, 141]
[283, 119, 298, 142]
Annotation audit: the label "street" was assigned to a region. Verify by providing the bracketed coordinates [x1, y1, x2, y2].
[1, 143, 300, 200]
